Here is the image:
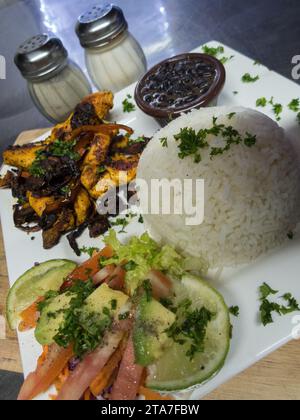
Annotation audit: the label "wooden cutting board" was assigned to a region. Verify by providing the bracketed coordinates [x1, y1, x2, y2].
[0, 129, 300, 399]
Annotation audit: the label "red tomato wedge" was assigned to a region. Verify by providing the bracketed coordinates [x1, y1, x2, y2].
[106, 266, 126, 291]
[18, 344, 73, 400]
[56, 331, 124, 401]
[109, 335, 144, 400]
[93, 264, 116, 286]
[61, 245, 114, 290]
[147, 270, 173, 299]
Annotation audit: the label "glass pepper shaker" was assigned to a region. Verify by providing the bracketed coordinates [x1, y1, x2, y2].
[14, 34, 92, 123]
[76, 4, 147, 93]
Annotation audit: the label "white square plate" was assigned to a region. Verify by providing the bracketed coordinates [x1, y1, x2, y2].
[1, 41, 300, 400]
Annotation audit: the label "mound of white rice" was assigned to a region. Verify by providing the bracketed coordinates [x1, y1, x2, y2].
[137, 106, 300, 268]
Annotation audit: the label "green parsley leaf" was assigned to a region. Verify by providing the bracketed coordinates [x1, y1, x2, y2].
[174, 127, 209, 163]
[97, 166, 106, 174]
[138, 215, 144, 224]
[202, 45, 224, 57]
[80, 246, 99, 258]
[111, 299, 117, 310]
[166, 303, 214, 361]
[297, 112, 300, 125]
[142, 279, 153, 302]
[256, 97, 267, 107]
[260, 283, 279, 300]
[124, 260, 138, 271]
[288, 98, 300, 112]
[122, 96, 136, 113]
[272, 103, 283, 121]
[280, 293, 300, 314]
[227, 112, 236, 120]
[242, 73, 259, 83]
[233, 91, 239, 95]
[229, 306, 240, 317]
[160, 137, 168, 148]
[260, 299, 282, 326]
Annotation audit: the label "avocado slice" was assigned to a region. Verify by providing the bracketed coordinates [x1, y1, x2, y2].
[35, 283, 129, 346]
[133, 294, 176, 366]
[35, 292, 75, 345]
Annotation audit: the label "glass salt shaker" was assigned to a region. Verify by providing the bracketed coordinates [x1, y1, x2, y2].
[76, 4, 147, 93]
[14, 34, 92, 123]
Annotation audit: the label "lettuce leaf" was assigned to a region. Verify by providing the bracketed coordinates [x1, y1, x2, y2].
[103, 230, 207, 295]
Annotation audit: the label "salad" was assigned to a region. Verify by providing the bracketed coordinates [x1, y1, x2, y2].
[7, 231, 230, 400]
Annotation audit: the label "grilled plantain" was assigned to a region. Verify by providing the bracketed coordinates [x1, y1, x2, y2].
[3, 143, 46, 170]
[74, 188, 91, 226]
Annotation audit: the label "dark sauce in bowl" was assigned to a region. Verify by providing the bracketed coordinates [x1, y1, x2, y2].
[135, 53, 226, 126]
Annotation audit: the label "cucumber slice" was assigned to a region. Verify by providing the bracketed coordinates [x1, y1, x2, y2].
[146, 274, 230, 391]
[6, 259, 77, 330]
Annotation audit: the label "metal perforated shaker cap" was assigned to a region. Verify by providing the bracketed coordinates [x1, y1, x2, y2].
[76, 4, 128, 48]
[14, 34, 68, 81]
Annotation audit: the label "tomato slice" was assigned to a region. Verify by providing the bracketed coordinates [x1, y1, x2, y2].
[61, 245, 114, 290]
[109, 335, 144, 400]
[56, 331, 124, 400]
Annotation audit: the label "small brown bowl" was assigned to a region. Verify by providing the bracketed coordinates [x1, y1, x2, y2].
[134, 53, 226, 127]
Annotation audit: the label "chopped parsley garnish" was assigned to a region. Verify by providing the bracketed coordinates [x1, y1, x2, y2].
[29, 158, 46, 177]
[17, 197, 27, 205]
[110, 217, 129, 233]
[202, 45, 224, 57]
[259, 283, 278, 300]
[122, 95, 136, 113]
[166, 301, 214, 360]
[288, 98, 300, 112]
[48, 139, 80, 160]
[109, 212, 137, 234]
[220, 55, 234, 65]
[80, 246, 99, 258]
[37, 290, 59, 312]
[287, 231, 294, 240]
[29, 139, 79, 177]
[173, 117, 257, 162]
[233, 91, 238, 95]
[160, 297, 177, 313]
[280, 293, 300, 314]
[260, 299, 281, 326]
[97, 165, 106, 174]
[127, 136, 146, 146]
[111, 299, 117, 310]
[124, 260, 138, 271]
[259, 283, 300, 326]
[174, 127, 209, 163]
[272, 103, 283, 121]
[256, 97, 267, 107]
[201, 44, 233, 65]
[242, 73, 259, 83]
[160, 137, 168, 148]
[253, 60, 261, 66]
[138, 215, 144, 224]
[60, 185, 71, 195]
[53, 280, 112, 358]
[142, 279, 153, 302]
[297, 112, 300, 125]
[227, 112, 236, 120]
[229, 306, 240, 317]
